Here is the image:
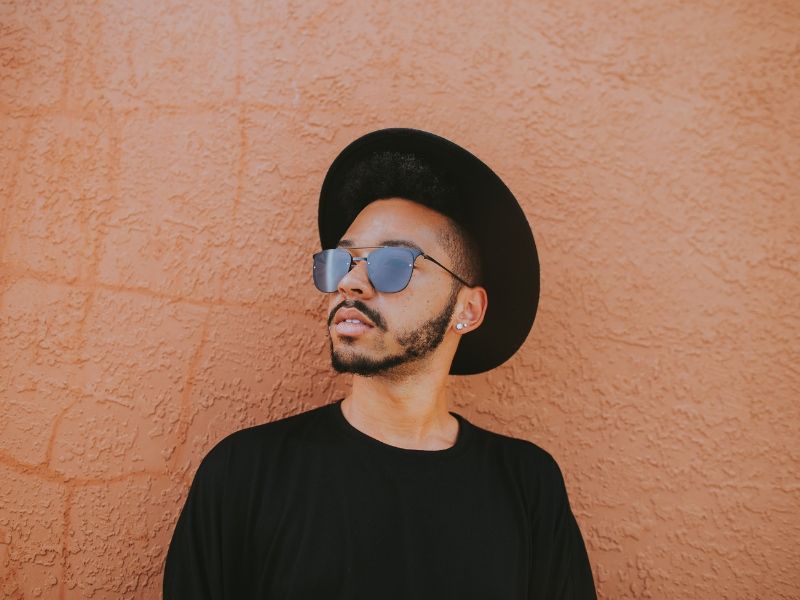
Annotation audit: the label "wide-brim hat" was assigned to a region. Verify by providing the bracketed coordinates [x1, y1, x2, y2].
[317, 128, 539, 375]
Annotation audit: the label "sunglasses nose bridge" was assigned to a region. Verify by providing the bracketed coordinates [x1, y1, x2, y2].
[338, 254, 374, 292]
[348, 255, 369, 277]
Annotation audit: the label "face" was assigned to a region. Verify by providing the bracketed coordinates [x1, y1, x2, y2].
[324, 198, 463, 379]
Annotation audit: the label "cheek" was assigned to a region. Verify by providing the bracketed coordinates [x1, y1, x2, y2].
[386, 296, 430, 326]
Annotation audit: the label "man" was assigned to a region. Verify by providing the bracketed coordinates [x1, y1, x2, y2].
[163, 129, 597, 599]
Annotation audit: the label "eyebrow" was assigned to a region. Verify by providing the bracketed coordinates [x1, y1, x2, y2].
[337, 238, 424, 253]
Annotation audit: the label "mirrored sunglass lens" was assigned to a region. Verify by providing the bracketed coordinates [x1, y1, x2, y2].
[313, 249, 350, 292]
[369, 248, 414, 292]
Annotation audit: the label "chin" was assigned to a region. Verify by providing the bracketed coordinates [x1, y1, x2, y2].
[331, 348, 375, 375]
[331, 345, 427, 379]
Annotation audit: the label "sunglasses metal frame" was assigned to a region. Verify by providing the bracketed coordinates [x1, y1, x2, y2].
[313, 245, 474, 293]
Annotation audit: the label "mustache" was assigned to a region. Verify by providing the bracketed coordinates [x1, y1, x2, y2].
[328, 299, 386, 330]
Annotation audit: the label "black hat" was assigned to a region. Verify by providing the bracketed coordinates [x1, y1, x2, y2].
[317, 128, 539, 375]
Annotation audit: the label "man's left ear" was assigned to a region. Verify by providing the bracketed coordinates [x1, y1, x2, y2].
[453, 286, 488, 333]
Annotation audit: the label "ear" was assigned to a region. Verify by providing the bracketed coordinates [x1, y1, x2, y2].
[453, 285, 488, 334]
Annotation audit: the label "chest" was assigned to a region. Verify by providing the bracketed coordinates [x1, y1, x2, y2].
[243, 455, 531, 599]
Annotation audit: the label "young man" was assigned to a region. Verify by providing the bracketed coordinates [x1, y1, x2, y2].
[163, 129, 597, 599]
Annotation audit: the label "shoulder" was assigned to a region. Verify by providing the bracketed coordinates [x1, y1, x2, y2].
[221, 402, 333, 447]
[466, 418, 564, 477]
[463, 419, 571, 507]
[191, 402, 337, 482]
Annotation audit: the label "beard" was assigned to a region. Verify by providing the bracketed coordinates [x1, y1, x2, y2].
[330, 283, 460, 378]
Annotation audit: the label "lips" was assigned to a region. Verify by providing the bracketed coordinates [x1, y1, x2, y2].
[334, 308, 375, 327]
[332, 307, 375, 337]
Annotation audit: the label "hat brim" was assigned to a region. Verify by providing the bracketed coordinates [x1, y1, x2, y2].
[318, 128, 539, 375]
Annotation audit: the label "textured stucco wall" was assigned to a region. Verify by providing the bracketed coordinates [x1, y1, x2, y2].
[1, 1, 799, 598]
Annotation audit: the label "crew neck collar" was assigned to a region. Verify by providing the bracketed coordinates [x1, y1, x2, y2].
[329, 398, 472, 460]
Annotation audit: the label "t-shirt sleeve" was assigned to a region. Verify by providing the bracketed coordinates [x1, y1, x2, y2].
[528, 451, 597, 600]
[163, 437, 234, 599]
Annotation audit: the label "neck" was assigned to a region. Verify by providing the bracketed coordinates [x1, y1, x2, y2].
[341, 367, 459, 450]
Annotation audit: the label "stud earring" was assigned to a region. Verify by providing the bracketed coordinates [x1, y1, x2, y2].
[456, 323, 466, 330]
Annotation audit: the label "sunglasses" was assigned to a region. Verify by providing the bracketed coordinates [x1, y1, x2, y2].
[312, 246, 472, 293]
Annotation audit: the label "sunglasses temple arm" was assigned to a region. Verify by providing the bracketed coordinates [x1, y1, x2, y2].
[423, 255, 474, 288]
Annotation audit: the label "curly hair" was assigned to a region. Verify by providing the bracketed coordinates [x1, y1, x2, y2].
[337, 151, 483, 288]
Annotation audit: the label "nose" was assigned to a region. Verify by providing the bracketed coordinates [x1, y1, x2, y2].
[337, 256, 376, 299]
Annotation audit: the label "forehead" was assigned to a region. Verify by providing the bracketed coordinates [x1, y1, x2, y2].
[338, 198, 449, 251]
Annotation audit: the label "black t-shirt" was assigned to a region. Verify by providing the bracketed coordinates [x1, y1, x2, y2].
[163, 399, 597, 599]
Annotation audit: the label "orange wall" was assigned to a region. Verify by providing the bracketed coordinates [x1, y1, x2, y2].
[1, 1, 799, 598]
